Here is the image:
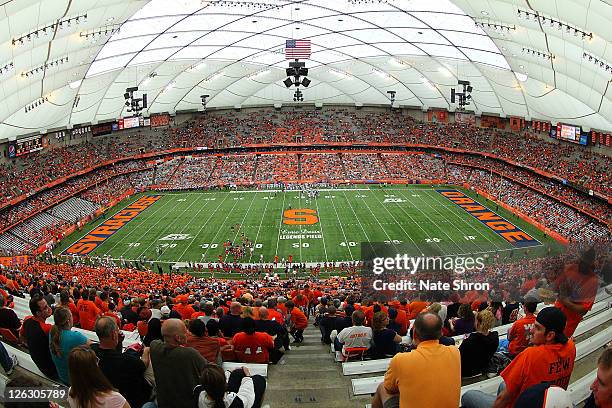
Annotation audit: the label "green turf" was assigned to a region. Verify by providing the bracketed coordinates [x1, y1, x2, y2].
[55, 185, 563, 265]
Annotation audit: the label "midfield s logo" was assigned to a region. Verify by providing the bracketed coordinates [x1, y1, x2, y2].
[283, 208, 319, 225]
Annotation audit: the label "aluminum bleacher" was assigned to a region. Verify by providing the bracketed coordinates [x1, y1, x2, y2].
[0, 232, 29, 254]
[48, 197, 100, 223]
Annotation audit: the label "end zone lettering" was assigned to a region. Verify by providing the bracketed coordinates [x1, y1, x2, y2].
[63, 195, 162, 256]
[436, 189, 541, 248]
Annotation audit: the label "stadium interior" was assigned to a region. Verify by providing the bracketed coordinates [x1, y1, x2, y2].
[0, 0, 610, 407]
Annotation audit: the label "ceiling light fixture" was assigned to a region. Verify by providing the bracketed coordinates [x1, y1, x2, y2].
[516, 9, 592, 40]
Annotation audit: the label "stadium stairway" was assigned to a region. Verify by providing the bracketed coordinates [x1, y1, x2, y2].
[264, 319, 373, 408]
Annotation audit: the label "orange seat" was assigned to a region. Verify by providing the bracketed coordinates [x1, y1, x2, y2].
[342, 346, 369, 361]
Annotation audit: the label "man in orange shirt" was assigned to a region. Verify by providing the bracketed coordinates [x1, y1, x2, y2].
[372, 312, 460, 408]
[78, 289, 101, 331]
[507, 301, 537, 357]
[462, 307, 576, 408]
[286, 300, 308, 343]
[554, 249, 599, 338]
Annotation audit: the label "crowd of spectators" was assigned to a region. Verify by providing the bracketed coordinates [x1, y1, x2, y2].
[0, 239, 607, 406]
[1, 108, 609, 211]
[0, 107, 609, 257]
[445, 165, 609, 243]
[0, 160, 151, 231]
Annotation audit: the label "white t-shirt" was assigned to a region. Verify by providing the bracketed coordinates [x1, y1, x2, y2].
[198, 377, 255, 408]
[67, 390, 126, 408]
[337, 325, 373, 352]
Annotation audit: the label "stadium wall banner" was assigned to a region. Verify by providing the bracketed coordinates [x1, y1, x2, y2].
[0, 255, 28, 266]
[454, 112, 475, 125]
[437, 189, 541, 248]
[91, 123, 114, 137]
[480, 115, 506, 129]
[63, 195, 162, 256]
[427, 110, 448, 123]
[509, 117, 525, 131]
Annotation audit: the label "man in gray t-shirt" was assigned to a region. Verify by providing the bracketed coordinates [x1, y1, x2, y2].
[336, 310, 373, 354]
[150, 319, 208, 408]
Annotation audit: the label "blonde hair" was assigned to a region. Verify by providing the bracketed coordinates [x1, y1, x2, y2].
[476, 310, 495, 333]
[241, 306, 254, 319]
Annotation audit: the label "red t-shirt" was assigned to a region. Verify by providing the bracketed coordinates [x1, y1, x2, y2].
[394, 308, 409, 336]
[501, 339, 576, 407]
[507, 314, 536, 356]
[232, 332, 274, 363]
[407, 301, 428, 320]
[68, 302, 80, 325]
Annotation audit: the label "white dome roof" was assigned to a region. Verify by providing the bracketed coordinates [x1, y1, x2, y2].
[1, 0, 611, 139]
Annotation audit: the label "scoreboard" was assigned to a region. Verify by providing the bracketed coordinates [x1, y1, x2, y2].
[11, 135, 45, 157]
[555, 123, 588, 145]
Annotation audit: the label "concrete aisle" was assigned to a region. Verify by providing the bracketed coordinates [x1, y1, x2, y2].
[264, 319, 372, 408]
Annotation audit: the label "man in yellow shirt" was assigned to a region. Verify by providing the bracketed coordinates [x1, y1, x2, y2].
[372, 312, 461, 408]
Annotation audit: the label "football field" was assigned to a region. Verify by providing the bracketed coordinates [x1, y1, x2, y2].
[57, 185, 562, 266]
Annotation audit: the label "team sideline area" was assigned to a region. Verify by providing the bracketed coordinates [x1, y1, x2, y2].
[1, 0, 612, 407]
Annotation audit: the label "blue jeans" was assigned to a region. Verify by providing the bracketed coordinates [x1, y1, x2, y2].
[461, 381, 506, 408]
[0, 342, 14, 373]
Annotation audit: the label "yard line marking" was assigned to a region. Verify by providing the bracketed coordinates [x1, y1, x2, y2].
[339, 189, 375, 258]
[273, 191, 287, 259]
[393, 188, 466, 254]
[149, 192, 219, 261]
[313, 193, 329, 264]
[201, 193, 248, 262]
[223, 191, 259, 263]
[135, 193, 208, 260]
[365, 188, 425, 254]
[109, 194, 184, 257]
[177, 192, 232, 262]
[329, 190, 354, 261]
[296, 190, 303, 262]
[247, 192, 272, 263]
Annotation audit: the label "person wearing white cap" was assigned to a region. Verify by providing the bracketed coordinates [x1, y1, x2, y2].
[160, 305, 171, 320]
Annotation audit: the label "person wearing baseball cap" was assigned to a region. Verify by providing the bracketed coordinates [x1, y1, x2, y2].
[462, 307, 576, 408]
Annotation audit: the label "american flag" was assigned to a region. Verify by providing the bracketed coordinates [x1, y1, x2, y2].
[285, 39, 311, 60]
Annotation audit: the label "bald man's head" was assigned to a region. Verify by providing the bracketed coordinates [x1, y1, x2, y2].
[161, 318, 188, 346]
[259, 307, 269, 320]
[414, 312, 442, 342]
